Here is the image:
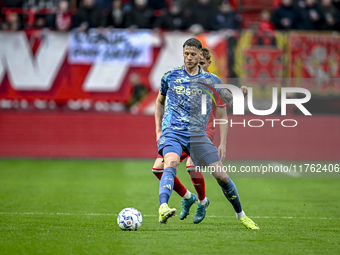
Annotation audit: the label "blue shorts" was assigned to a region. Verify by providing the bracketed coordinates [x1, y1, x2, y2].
[158, 129, 220, 166]
[157, 129, 189, 159]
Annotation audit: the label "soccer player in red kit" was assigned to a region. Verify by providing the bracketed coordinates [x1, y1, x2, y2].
[152, 47, 230, 224]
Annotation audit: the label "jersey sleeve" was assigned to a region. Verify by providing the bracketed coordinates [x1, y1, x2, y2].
[160, 72, 169, 96]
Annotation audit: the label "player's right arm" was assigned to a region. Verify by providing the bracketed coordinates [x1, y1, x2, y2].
[216, 106, 228, 161]
[155, 70, 170, 142]
[155, 91, 166, 143]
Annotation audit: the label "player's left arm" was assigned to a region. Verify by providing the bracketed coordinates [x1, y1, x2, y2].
[220, 89, 233, 107]
[219, 85, 248, 106]
[216, 106, 228, 161]
[210, 74, 233, 107]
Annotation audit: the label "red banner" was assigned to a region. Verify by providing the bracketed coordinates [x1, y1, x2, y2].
[245, 47, 283, 79]
[0, 30, 227, 113]
[288, 32, 340, 95]
[0, 30, 155, 104]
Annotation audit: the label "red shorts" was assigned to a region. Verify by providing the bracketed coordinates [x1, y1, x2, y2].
[157, 151, 189, 162]
[207, 133, 214, 142]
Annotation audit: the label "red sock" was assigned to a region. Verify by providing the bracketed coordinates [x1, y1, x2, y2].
[187, 166, 206, 201]
[152, 168, 187, 197]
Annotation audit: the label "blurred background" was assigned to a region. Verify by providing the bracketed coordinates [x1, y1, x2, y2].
[0, 0, 339, 161]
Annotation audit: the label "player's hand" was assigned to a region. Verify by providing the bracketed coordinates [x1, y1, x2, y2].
[241, 86, 248, 97]
[156, 131, 162, 143]
[218, 144, 226, 162]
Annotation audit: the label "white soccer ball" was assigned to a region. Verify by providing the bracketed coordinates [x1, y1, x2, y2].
[117, 208, 143, 231]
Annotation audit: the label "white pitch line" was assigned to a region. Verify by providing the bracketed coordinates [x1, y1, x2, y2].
[0, 212, 113, 216]
[0, 212, 337, 220]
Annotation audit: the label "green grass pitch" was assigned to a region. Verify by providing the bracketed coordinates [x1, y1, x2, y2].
[0, 159, 339, 255]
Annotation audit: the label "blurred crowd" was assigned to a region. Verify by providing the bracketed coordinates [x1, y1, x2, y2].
[273, 0, 340, 31]
[0, 0, 340, 32]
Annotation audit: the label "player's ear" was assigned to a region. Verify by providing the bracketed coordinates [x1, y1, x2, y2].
[208, 60, 212, 65]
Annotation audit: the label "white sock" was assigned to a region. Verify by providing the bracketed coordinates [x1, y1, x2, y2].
[182, 190, 192, 200]
[236, 210, 245, 220]
[199, 197, 208, 205]
[159, 203, 168, 213]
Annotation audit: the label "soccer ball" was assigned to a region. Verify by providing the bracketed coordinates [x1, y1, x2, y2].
[117, 208, 143, 231]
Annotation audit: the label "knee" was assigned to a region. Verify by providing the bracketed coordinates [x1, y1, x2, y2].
[216, 175, 229, 184]
[152, 158, 164, 170]
[168, 160, 179, 169]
